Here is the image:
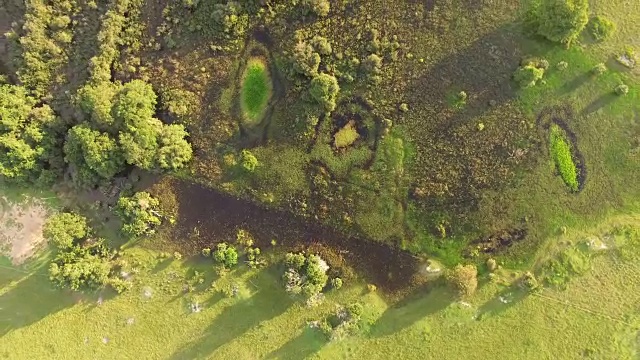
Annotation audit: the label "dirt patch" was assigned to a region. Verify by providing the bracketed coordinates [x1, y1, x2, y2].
[0, 197, 50, 265]
[147, 177, 421, 295]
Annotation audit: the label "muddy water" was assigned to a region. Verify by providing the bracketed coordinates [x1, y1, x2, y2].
[168, 179, 419, 293]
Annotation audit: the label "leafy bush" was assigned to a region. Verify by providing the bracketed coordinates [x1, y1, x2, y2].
[320, 302, 365, 340]
[525, 0, 589, 47]
[514, 64, 544, 88]
[303, 0, 330, 17]
[48, 240, 113, 291]
[213, 243, 238, 268]
[615, 84, 629, 96]
[588, 16, 615, 42]
[283, 252, 329, 298]
[311, 36, 332, 55]
[240, 149, 258, 172]
[446, 264, 478, 297]
[64, 125, 125, 186]
[310, 73, 340, 112]
[591, 63, 607, 75]
[330, 277, 343, 290]
[116, 192, 162, 237]
[549, 124, 579, 191]
[43, 213, 89, 249]
[292, 42, 321, 77]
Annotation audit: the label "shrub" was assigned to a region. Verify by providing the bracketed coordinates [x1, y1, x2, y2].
[116, 192, 162, 237]
[43, 213, 89, 249]
[446, 264, 478, 297]
[292, 42, 321, 77]
[303, 0, 330, 17]
[334, 121, 360, 148]
[310, 73, 340, 112]
[331, 277, 343, 290]
[514, 65, 544, 88]
[525, 0, 589, 47]
[240, 149, 258, 172]
[486, 258, 497, 272]
[283, 252, 329, 298]
[557, 61, 569, 70]
[236, 229, 255, 247]
[588, 16, 615, 42]
[549, 124, 579, 191]
[311, 36, 332, 55]
[521, 271, 540, 292]
[591, 63, 607, 75]
[213, 243, 238, 268]
[615, 84, 629, 96]
[201, 248, 211, 257]
[247, 247, 263, 268]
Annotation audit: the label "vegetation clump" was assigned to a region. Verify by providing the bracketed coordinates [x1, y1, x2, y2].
[549, 124, 579, 192]
[588, 16, 616, 41]
[615, 84, 629, 96]
[514, 63, 545, 88]
[319, 302, 365, 340]
[116, 192, 163, 238]
[213, 243, 239, 268]
[310, 73, 340, 112]
[334, 121, 360, 149]
[283, 252, 329, 298]
[43, 212, 89, 249]
[446, 264, 478, 297]
[525, 0, 589, 47]
[240, 58, 272, 124]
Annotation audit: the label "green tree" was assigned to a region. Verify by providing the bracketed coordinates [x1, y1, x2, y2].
[43, 212, 89, 249]
[156, 124, 193, 170]
[310, 73, 340, 112]
[116, 192, 162, 237]
[213, 243, 239, 268]
[526, 0, 589, 47]
[64, 125, 125, 185]
[77, 82, 119, 130]
[112, 79, 157, 126]
[48, 243, 112, 291]
[283, 252, 328, 298]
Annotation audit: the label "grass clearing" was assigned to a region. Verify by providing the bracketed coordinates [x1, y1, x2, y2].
[549, 124, 580, 192]
[240, 58, 272, 125]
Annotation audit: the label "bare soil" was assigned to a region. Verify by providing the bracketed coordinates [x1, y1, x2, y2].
[0, 197, 49, 265]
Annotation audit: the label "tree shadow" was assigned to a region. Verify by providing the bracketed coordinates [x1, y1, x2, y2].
[559, 73, 591, 95]
[475, 284, 529, 320]
[581, 93, 618, 116]
[0, 269, 75, 337]
[151, 258, 173, 274]
[368, 284, 455, 338]
[169, 267, 293, 360]
[264, 327, 326, 360]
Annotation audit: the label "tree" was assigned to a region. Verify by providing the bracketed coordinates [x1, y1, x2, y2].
[213, 243, 239, 268]
[43, 212, 89, 249]
[283, 252, 329, 298]
[48, 242, 112, 291]
[588, 16, 616, 42]
[292, 41, 321, 77]
[310, 73, 340, 112]
[514, 64, 545, 88]
[156, 124, 193, 170]
[77, 82, 119, 131]
[446, 264, 478, 297]
[64, 125, 125, 186]
[526, 0, 589, 47]
[116, 192, 162, 237]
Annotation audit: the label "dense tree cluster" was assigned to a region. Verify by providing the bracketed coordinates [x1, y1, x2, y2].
[44, 212, 130, 292]
[7, 0, 78, 98]
[68, 80, 193, 186]
[0, 83, 63, 184]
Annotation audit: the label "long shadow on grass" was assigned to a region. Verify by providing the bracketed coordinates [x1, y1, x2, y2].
[0, 268, 75, 337]
[476, 285, 529, 320]
[264, 327, 326, 360]
[560, 73, 591, 95]
[581, 93, 618, 116]
[404, 23, 532, 217]
[369, 284, 455, 338]
[169, 267, 293, 360]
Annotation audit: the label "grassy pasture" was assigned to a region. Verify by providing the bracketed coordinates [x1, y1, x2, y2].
[240, 58, 272, 125]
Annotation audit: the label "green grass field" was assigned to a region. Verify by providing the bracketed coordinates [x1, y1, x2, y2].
[240, 58, 272, 125]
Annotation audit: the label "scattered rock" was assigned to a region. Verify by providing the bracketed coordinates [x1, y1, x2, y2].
[126, 317, 135, 326]
[142, 287, 153, 299]
[102, 337, 109, 344]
